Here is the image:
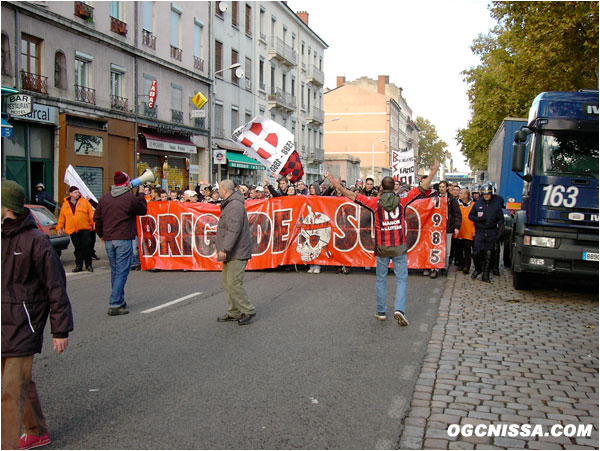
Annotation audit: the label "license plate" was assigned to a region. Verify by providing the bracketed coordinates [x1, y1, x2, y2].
[582, 252, 599, 261]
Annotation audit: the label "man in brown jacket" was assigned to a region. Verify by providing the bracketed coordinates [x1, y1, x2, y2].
[1, 180, 74, 450]
[215, 180, 256, 326]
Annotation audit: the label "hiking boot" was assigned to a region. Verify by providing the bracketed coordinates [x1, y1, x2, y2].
[19, 433, 50, 450]
[107, 306, 129, 316]
[393, 310, 409, 326]
[237, 313, 256, 325]
[374, 311, 386, 321]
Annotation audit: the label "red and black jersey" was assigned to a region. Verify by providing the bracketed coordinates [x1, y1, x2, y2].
[354, 187, 427, 247]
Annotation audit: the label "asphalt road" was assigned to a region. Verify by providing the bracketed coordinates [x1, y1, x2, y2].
[34, 245, 446, 450]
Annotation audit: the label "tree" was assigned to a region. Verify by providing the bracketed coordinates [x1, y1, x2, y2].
[457, 1, 599, 169]
[415, 116, 447, 170]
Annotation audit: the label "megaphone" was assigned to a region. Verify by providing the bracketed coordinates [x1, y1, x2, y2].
[130, 169, 155, 188]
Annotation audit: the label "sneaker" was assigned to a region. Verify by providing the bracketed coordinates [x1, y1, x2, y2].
[19, 433, 50, 450]
[423, 270, 430, 276]
[308, 266, 315, 274]
[107, 306, 129, 316]
[313, 265, 321, 274]
[393, 310, 409, 326]
[238, 313, 256, 325]
[374, 311, 386, 321]
[429, 269, 438, 279]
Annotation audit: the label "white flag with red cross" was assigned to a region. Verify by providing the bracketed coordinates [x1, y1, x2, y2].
[232, 116, 297, 176]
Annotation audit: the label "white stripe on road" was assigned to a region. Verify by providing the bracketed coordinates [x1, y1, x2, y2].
[141, 292, 202, 314]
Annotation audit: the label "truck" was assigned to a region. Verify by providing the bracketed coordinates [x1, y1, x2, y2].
[509, 90, 598, 289]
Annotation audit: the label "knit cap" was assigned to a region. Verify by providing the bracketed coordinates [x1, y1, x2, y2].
[1, 180, 25, 214]
[114, 171, 130, 186]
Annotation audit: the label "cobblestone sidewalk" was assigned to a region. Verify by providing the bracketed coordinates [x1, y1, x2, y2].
[399, 267, 599, 450]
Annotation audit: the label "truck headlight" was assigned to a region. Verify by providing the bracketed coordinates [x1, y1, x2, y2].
[523, 236, 556, 248]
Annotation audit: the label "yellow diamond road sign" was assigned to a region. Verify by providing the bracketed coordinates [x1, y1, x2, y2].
[192, 91, 207, 109]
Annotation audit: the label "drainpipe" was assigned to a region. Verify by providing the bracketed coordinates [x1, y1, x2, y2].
[208, 1, 214, 185]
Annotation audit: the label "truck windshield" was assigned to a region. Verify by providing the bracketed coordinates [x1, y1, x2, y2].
[535, 130, 599, 179]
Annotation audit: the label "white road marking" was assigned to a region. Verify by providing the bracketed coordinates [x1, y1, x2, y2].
[141, 292, 202, 314]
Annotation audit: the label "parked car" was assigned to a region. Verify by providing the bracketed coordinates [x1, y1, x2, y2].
[25, 204, 70, 257]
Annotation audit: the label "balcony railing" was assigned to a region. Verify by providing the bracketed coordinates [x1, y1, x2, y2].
[21, 70, 48, 94]
[267, 37, 297, 67]
[142, 29, 156, 49]
[170, 46, 182, 61]
[309, 147, 325, 162]
[74, 85, 96, 104]
[194, 117, 206, 130]
[141, 102, 158, 118]
[171, 109, 183, 124]
[110, 16, 127, 36]
[307, 106, 324, 124]
[268, 87, 296, 111]
[110, 95, 128, 111]
[74, 1, 93, 22]
[194, 56, 204, 71]
[307, 65, 324, 86]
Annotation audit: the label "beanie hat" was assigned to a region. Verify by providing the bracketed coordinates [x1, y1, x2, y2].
[114, 171, 130, 186]
[1, 180, 25, 215]
[69, 186, 79, 193]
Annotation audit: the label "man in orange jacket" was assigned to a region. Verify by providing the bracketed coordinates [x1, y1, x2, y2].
[57, 186, 95, 272]
[456, 187, 476, 274]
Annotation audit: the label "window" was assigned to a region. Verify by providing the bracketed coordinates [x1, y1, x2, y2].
[245, 4, 251, 36]
[282, 25, 287, 44]
[194, 20, 204, 71]
[270, 64, 275, 94]
[291, 34, 296, 51]
[21, 34, 41, 75]
[142, 1, 153, 32]
[110, 70, 122, 97]
[110, 1, 123, 20]
[110, 64, 127, 110]
[75, 58, 90, 87]
[259, 7, 265, 39]
[231, 1, 238, 28]
[258, 58, 265, 91]
[1, 32, 12, 76]
[170, 7, 181, 48]
[271, 17, 276, 37]
[245, 111, 252, 124]
[215, 41, 223, 76]
[307, 87, 311, 109]
[231, 49, 239, 84]
[282, 72, 286, 93]
[214, 102, 223, 136]
[171, 84, 183, 123]
[301, 82, 305, 107]
[291, 76, 295, 98]
[245, 57, 252, 90]
[231, 107, 239, 132]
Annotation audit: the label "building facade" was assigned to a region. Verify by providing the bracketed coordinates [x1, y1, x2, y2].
[1, 1, 212, 202]
[324, 75, 418, 184]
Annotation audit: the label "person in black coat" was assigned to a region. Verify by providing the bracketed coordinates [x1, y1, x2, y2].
[468, 182, 504, 283]
[32, 183, 56, 212]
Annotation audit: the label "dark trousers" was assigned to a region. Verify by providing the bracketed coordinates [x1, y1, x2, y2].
[70, 230, 92, 268]
[457, 239, 473, 270]
[473, 229, 497, 254]
[1, 356, 48, 449]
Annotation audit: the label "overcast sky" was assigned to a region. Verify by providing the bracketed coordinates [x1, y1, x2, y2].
[287, 0, 497, 172]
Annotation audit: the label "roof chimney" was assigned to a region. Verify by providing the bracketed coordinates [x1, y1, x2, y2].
[297, 11, 309, 26]
[336, 76, 346, 88]
[377, 75, 389, 95]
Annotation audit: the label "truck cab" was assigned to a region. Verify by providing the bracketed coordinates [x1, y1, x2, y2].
[511, 91, 598, 289]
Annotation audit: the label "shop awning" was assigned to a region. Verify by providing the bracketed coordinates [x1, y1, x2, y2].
[140, 132, 197, 154]
[1, 118, 13, 138]
[214, 138, 246, 152]
[227, 151, 264, 170]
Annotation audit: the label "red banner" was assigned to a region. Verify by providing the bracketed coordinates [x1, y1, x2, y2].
[138, 196, 447, 271]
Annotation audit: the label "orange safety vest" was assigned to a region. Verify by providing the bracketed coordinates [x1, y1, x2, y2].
[457, 200, 475, 240]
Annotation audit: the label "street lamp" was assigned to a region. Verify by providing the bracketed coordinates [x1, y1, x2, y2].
[371, 139, 385, 179]
[209, 63, 245, 184]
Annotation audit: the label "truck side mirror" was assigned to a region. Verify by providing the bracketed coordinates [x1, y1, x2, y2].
[512, 143, 526, 172]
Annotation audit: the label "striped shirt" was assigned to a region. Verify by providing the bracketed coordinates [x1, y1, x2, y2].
[354, 187, 426, 247]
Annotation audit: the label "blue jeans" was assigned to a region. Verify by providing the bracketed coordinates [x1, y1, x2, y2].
[375, 254, 408, 314]
[105, 240, 133, 308]
[132, 236, 140, 267]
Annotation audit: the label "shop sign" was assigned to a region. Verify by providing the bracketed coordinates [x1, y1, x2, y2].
[189, 164, 201, 174]
[20, 103, 58, 124]
[148, 80, 157, 109]
[146, 138, 197, 154]
[190, 110, 206, 118]
[6, 94, 32, 116]
[213, 149, 226, 165]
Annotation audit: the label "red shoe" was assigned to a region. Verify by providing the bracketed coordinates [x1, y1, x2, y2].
[19, 433, 50, 450]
